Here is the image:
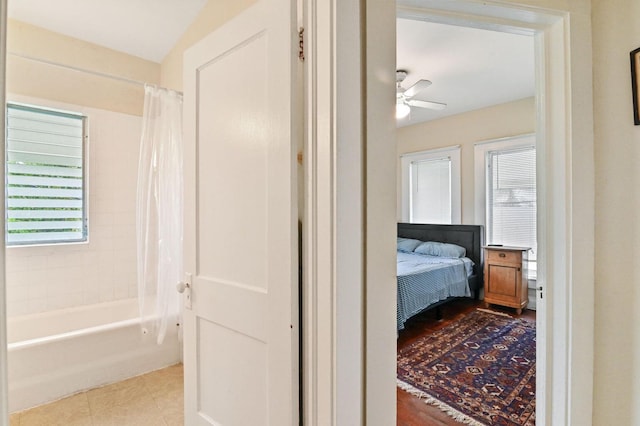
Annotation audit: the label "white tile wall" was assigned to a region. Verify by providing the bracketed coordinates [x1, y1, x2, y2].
[6, 98, 142, 317]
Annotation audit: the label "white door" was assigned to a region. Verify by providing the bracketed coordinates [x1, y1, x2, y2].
[182, 0, 299, 424]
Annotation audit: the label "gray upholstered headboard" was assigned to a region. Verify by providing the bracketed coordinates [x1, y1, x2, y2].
[397, 223, 485, 288]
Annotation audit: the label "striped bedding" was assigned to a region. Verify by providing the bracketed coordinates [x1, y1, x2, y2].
[397, 251, 472, 331]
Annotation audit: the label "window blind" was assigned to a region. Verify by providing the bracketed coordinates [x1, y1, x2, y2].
[6, 104, 87, 245]
[410, 157, 451, 224]
[487, 146, 536, 277]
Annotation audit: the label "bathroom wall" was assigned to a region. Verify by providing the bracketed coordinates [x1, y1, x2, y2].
[7, 19, 160, 116]
[4, 20, 155, 317]
[5, 96, 141, 317]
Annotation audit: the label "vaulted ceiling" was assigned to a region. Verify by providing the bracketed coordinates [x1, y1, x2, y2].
[8, 0, 207, 63]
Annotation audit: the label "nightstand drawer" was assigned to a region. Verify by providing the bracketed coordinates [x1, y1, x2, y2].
[486, 249, 521, 264]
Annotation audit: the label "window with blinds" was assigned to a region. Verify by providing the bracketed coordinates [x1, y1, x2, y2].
[410, 157, 451, 224]
[486, 146, 536, 278]
[401, 146, 461, 224]
[6, 103, 87, 245]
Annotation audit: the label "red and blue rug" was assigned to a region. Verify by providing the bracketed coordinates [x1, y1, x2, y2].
[397, 309, 536, 425]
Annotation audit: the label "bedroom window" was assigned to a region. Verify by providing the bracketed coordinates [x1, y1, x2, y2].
[475, 135, 536, 279]
[401, 146, 461, 224]
[6, 103, 88, 246]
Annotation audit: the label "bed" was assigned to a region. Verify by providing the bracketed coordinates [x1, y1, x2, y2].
[397, 223, 484, 331]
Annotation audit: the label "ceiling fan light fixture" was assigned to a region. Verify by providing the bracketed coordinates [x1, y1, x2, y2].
[396, 102, 411, 119]
[395, 69, 446, 118]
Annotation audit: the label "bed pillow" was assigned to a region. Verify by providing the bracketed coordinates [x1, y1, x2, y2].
[414, 241, 466, 258]
[397, 237, 422, 253]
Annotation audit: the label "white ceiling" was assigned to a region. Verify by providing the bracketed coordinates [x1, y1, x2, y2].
[397, 18, 535, 126]
[8, 0, 207, 63]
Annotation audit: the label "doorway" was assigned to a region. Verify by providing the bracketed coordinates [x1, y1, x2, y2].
[362, 1, 595, 425]
[395, 16, 538, 424]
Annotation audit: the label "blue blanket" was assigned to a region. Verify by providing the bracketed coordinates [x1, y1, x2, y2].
[397, 251, 471, 331]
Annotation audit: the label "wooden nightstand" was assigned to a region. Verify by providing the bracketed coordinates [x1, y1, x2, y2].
[483, 246, 529, 315]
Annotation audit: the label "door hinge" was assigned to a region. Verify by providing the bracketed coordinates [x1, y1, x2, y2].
[298, 27, 305, 62]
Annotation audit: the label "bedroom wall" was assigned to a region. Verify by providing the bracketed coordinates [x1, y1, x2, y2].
[4, 22, 154, 316]
[396, 97, 535, 224]
[592, 0, 640, 423]
[6, 19, 160, 116]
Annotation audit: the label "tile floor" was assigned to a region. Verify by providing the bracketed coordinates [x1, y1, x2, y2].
[9, 363, 184, 426]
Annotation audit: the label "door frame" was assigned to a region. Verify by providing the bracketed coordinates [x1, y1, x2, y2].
[301, 1, 367, 424]
[304, 0, 594, 426]
[0, 0, 8, 423]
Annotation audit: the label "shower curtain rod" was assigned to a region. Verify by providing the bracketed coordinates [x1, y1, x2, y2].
[7, 51, 182, 94]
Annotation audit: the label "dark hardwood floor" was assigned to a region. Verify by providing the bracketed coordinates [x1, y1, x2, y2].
[396, 299, 536, 426]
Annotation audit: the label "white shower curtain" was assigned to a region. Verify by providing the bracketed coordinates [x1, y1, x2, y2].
[136, 85, 183, 345]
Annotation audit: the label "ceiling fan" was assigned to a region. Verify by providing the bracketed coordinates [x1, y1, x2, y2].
[396, 70, 447, 119]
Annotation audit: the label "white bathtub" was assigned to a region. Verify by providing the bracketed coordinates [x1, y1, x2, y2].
[7, 298, 181, 412]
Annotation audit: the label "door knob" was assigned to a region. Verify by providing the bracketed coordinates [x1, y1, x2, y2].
[177, 282, 190, 293]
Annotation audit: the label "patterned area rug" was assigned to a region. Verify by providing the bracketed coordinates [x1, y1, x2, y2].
[397, 309, 536, 425]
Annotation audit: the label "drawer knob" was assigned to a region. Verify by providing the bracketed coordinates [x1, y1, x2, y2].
[499, 253, 506, 258]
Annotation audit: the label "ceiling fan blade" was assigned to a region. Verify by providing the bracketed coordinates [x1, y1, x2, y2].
[403, 79, 432, 98]
[407, 99, 447, 111]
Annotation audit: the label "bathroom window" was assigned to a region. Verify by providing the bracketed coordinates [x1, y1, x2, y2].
[6, 103, 88, 245]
